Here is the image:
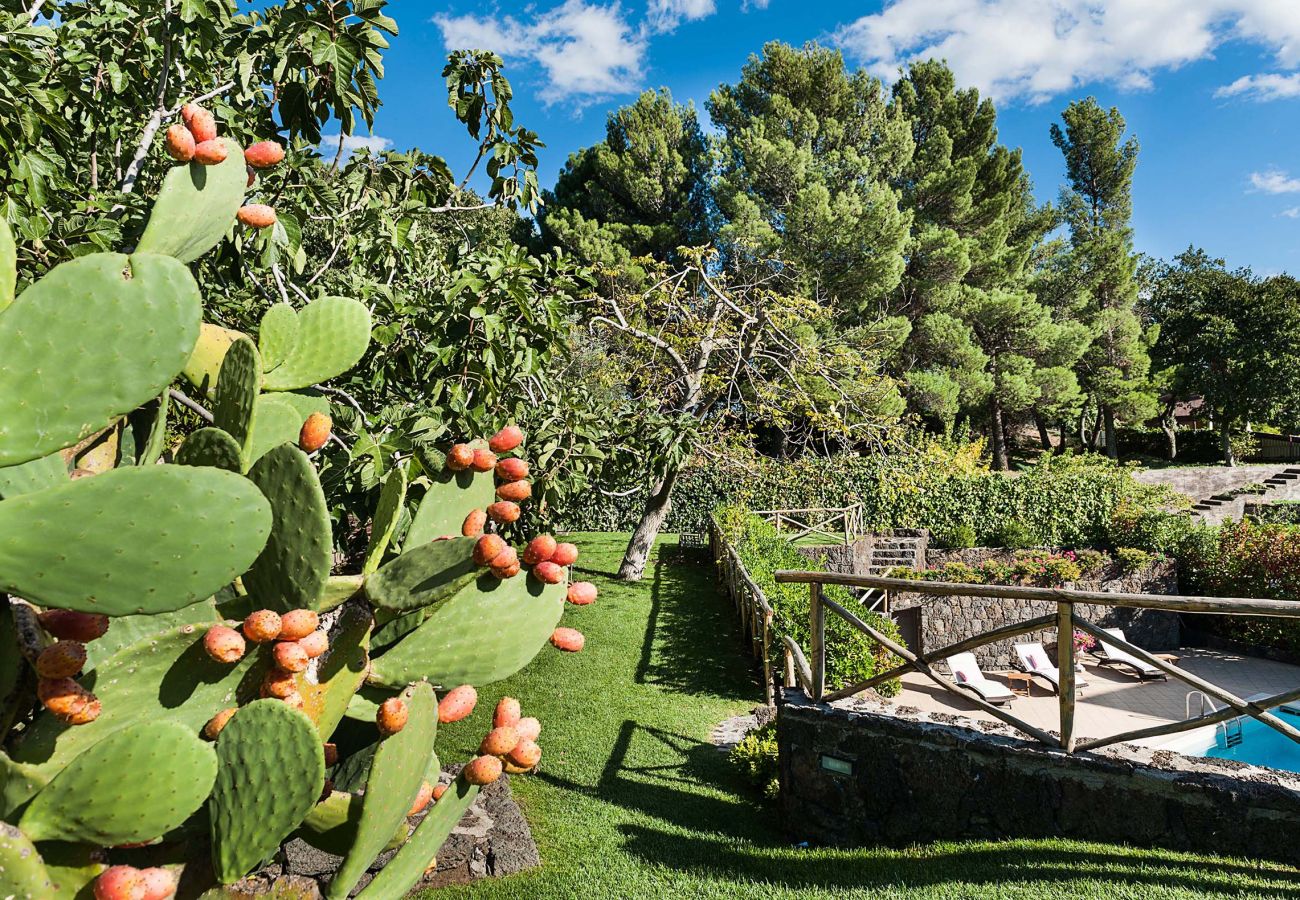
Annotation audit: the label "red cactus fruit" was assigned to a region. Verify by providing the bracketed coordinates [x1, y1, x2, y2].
[261, 668, 297, 700]
[377, 697, 409, 736]
[186, 107, 218, 142]
[532, 560, 564, 585]
[438, 684, 477, 723]
[204, 707, 237, 740]
[473, 534, 507, 567]
[470, 448, 497, 473]
[488, 425, 524, 453]
[280, 609, 320, 641]
[446, 443, 474, 471]
[495, 457, 529, 481]
[237, 203, 277, 228]
[281, 691, 305, 711]
[462, 508, 487, 537]
[432, 783, 448, 801]
[515, 716, 541, 742]
[522, 535, 557, 565]
[94, 865, 145, 900]
[493, 697, 521, 729]
[272, 641, 309, 673]
[180, 102, 203, 127]
[243, 610, 282, 643]
[246, 165, 256, 187]
[496, 480, 531, 502]
[299, 412, 331, 452]
[38, 609, 108, 642]
[138, 866, 176, 900]
[244, 140, 285, 169]
[193, 138, 227, 165]
[35, 640, 87, 678]
[298, 629, 329, 659]
[202, 626, 245, 664]
[486, 501, 520, 525]
[551, 542, 579, 567]
[488, 546, 519, 576]
[407, 780, 435, 817]
[494, 561, 522, 579]
[567, 581, 598, 606]
[480, 726, 520, 757]
[164, 124, 195, 162]
[323, 742, 339, 766]
[462, 754, 503, 786]
[38, 677, 99, 724]
[550, 627, 585, 652]
[506, 739, 542, 770]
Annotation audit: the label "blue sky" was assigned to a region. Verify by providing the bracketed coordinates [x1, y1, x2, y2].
[342, 1, 1300, 275]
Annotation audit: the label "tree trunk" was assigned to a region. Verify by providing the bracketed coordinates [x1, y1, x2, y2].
[990, 397, 1009, 471]
[617, 468, 681, 582]
[1160, 399, 1178, 461]
[1220, 418, 1236, 468]
[1057, 421, 1069, 454]
[1104, 408, 1118, 460]
[1034, 415, 1053, 452]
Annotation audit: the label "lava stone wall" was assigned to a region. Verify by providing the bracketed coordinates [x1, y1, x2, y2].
[778, 692, 1300, 866]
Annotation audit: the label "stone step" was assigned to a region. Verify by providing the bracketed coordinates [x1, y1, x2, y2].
[1192, 503, 1216, 512]
[1286, 468, 1300, 475]
[1265, 478, 1289, 486]
[1211, 493, 1237, 502]
[1273, 471, 1299, 479]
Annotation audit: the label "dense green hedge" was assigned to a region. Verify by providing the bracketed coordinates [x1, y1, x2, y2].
[713, 505, 902, 694]
[560, 448, 1178, 550]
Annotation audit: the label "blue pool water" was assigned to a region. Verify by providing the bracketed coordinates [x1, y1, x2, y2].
[1203, 711, 1300, 774]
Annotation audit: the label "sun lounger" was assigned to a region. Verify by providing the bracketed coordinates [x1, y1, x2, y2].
[946, 652, 1016, 706]
[1014, 642, 1088, 694]
[1095, 628, 1168, 681]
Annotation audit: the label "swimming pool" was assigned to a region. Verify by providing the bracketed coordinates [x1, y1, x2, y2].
[1201, 713, 1300, 774]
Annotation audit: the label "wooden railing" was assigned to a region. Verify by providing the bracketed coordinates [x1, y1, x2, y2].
[709, 520, 776, 705]
[774, 570, 1300, 754]
[755, 504, 864, 545]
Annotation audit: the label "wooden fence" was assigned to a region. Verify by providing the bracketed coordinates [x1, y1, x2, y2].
[774, 570, 1300, 754]
[709, 519, 776, 705]
[1249, 431, 1300, 462]
[754, 504, 863, 545]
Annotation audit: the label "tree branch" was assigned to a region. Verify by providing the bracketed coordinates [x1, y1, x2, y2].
[119, 1, 174, 196]
[169, 388, 213, 423]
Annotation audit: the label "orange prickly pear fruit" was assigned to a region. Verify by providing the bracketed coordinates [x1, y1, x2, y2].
[506, 739, 541, 771]
[567, 582, 598, 606]
[180, 103, 203, 127]
[550, 627, 585, 652]
[488, 426, 524, 453]
[473, 534, 507, 567]
[139, 867, 176, 900]
[494, 697, 521, 729]
[462, 754, 503, 786]
[280, 609, 320, 641]
[94, 865, 145, 900]
[237, 203, 277, 228]
[202, 626, 246, 663]
[204, 707, 237, 740]
[496, 480, 531, 502]
[164, 123, 195, 162]
[38, 609, 108, 642]
[193, 138, 227, 165]
[446, 444, 474, 471]
[377, 697, 409, 736]
[38, 677, 99, 724]
[480, 726, 519, 758]
[35, 640, 87, 678]
[462, 508, 487, 537]
[495, 457, 529, 481]
[243, 610, 282, 643]
[489, 546, 519, 579]
[299, 412, 331, 452]
[244, 140, 285, 168]
[407, 780, 435, 816]
[272, 641, 309, 673]
[516, 716, 541, 742]
[551, 543, 579, 567]
[186, 107, 218, 143]
[432, 783, 448, 801]
[470, 448, 497, 473]
[261, 669, 297, 700]
[298, 629, 329, 658]
[532, 560, 564, 585]
[486, 501, 520, 525]
[523, 535, 557, 565]
[438, 684, 477, 723]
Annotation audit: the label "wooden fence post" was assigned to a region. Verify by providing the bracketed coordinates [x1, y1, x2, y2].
[810, 582, 825, 701]
[1057, 601, 1076, 753]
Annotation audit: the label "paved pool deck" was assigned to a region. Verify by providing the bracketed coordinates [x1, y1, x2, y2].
[890, 648, 1300, 747]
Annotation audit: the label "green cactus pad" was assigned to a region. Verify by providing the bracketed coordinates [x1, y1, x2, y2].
[0, 822, 54, 899]
[296, 605, 370, 741]
[298, 791, 409, 857]
[82, 595, 220, 672]
[371, 607, 431, 653]
[176, 427, 243, 472]
[0, 465, 271, 616]
[137, 137, 248, 263]
[38, 841, 105, 900]
[317, 575, 364, 613]
[244, 444, 332, 611]
[405, 469, 495, 547]
[245, 395, 305, 467]
[369, 574, 565, 689]
[328, 682, 437, 899]
[19, 721, 217, 845]
[363, 538, 479, 614]
[212, 337, 261, 454]
[354, 778, 480, 900]
[259, 302, 300, 372]
[0, 252, 201, 466]
[261, 296, 371, 391]
[274, 390, 331, 423]
[183, 323, 246, 396]
[0, 216, 15, 313]
[6, 624, 266, 812]
[0, 451, 66, 499]
[209, 700, 325, 884]
[363, 465, 408, 576]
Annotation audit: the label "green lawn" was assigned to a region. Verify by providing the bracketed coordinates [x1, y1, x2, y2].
[421, 533, 1300, 900]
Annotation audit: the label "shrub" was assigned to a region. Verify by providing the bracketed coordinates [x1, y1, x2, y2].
[1115, 546, 1159, 573]
[715, 506, 903, 694]
[729, 723, 779, 799]
[933, 523, 977, 549]
[988, 520, 1039, 550]
[1072, 548, 1110, 576]
[1250, 501, 1300, 526]
[1107, 501, 1195, 556]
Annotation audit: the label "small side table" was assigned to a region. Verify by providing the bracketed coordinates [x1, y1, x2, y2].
[1006, 671, 1034, 697]
[1152, 653, 1180, 665]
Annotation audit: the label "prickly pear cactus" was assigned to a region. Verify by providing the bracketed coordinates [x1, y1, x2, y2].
[0, 100, 590, 900]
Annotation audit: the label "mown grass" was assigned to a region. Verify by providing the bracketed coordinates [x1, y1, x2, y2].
[419, 533, 1300, 900]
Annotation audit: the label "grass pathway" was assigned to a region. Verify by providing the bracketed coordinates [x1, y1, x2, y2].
[420, 534, 1300, 899]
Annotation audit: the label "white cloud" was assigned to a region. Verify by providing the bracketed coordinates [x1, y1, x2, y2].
[435, 1, 645, 107]
[834, 0, 1300, 104]
[317, 133, 394, 163]
[647, 0, 716, 33]
[1251, 169, 1300, 194]
[1281, 207, 1300, 218]
[1216, 72, 1300, 101]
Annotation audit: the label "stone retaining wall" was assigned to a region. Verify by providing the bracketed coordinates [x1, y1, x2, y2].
[778, 691, 1300, 866]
